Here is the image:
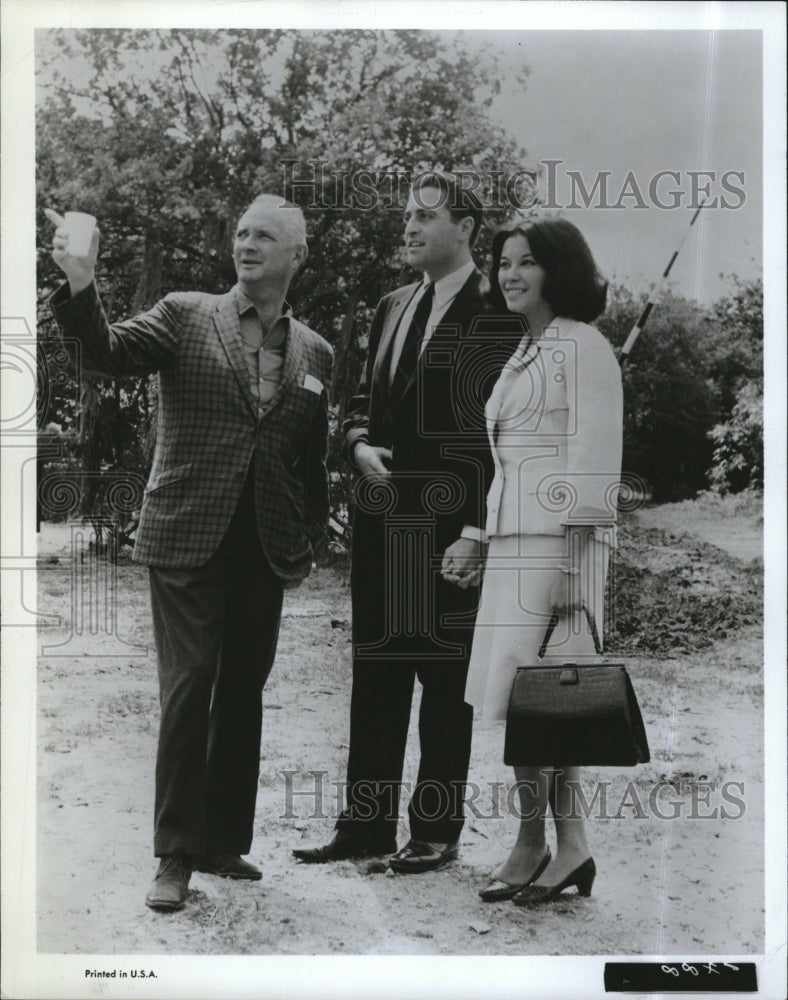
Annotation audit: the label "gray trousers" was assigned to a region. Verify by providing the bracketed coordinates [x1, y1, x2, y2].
[149, 476, 283, 857]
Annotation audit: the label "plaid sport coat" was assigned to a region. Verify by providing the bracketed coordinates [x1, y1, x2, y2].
[50, 282, 333, 584]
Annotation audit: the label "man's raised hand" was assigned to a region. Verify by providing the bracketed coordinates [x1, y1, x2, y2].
[44, 208, 99, 296]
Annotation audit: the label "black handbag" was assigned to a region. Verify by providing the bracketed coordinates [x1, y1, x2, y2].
[504, 607, 650, 767]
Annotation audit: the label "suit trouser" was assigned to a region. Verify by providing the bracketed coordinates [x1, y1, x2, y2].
[149, 476, 283, 857]
[336, 506, 476, 845]
[336, 658, 474, 844]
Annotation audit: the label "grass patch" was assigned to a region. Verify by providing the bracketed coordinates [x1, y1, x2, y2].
[101, 690, 158, 718]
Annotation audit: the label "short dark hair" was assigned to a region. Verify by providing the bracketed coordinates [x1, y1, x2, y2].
[489, 218, 608, 322]
[410, 170, 484, 247]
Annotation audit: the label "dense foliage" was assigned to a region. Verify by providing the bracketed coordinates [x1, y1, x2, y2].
[36, 28, 526, 544]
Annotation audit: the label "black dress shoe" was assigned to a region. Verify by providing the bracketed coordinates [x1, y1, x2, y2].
[145, 854, 192, 911]
[388, 839, 459, 874]
[194, 852, 262, 880]
[292, 830, 397, 863]
[513, 856, 596, 907]
[478, 846, 552, 902]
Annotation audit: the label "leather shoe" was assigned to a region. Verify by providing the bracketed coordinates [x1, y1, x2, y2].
[479, 846, 552, 902]
[292, 830, 397, 863]
[388, 839, 459, 874]
[145, 854, 192, 911]
[513, 856, 596, 906]
[194, 852, 262, 880]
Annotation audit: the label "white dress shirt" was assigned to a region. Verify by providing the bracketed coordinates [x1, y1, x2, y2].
[386, 259, 484, 544]
[387, 259, 477, 383]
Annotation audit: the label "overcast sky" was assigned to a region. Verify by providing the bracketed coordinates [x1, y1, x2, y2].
[34, 26, 763, 307]
[481, 30, 762, 304]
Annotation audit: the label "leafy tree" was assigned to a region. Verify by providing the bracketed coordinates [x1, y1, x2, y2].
[38, 28, 527, 328]
[707, 379, 763, 493]
[700, 277, 763, 416]
[598, 277, 764, 502]
[36, 28, 530, 549]
[598, 286, 718, 502]
[701, 277, 764, 494]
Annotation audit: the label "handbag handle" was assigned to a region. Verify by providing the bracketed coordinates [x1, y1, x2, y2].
[537, 604, 603, 659]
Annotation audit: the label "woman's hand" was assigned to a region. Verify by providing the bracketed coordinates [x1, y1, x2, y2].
[550, 524, 592, 614]
[548, 567, 583, 615]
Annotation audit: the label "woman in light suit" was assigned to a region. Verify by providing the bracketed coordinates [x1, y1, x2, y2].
[461, 218, 622, 906]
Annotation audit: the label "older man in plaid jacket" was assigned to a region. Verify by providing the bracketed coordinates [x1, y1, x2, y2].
[47, 196, 333, 910]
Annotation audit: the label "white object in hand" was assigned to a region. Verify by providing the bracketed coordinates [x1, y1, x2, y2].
[64, 212, 97, 257]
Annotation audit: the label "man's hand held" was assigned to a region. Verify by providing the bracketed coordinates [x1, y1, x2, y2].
[45, 208, 99, 296]
[353, 442, 392, 477]
[441, 536, 484, 590]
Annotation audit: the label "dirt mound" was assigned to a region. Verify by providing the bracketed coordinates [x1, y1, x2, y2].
[608, 516, 762, 656]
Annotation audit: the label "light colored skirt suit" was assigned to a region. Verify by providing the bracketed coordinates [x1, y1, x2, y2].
[465, 318, 624, 721]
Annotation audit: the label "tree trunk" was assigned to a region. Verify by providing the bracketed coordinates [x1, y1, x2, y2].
[132, 233, 163, 313]
[331, 284, 363, 412]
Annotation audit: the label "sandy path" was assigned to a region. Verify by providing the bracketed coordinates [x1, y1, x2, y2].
[36, 506, 763, 956]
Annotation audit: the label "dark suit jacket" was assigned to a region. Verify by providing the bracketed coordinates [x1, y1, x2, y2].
[51, 282, 333, 584]
[342, 268, 505, 662]
[344, 269, 496, 547]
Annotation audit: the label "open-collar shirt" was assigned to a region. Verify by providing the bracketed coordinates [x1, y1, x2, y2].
[235, 286, 291, 407]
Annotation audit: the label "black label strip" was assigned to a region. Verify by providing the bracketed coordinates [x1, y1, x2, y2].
[604, 961, 757, 992]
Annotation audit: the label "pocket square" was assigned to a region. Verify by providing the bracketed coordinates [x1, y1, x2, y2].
[302, 373, 324, 394]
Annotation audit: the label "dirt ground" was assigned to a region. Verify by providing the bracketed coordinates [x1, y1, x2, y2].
[36, 497, 764, 957]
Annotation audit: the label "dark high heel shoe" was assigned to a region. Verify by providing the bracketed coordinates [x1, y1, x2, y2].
[512, 856, 596, 907]
[478, 847, 551, 902]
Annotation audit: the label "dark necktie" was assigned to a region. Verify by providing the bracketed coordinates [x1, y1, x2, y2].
[388, 282, 435, 411]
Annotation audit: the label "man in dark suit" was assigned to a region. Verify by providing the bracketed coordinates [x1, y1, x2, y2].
[293, 171, 494, 873]
[47, 196, 333, 909]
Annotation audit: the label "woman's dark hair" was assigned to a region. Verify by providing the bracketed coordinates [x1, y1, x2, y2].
[488, 218, 608, 322]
